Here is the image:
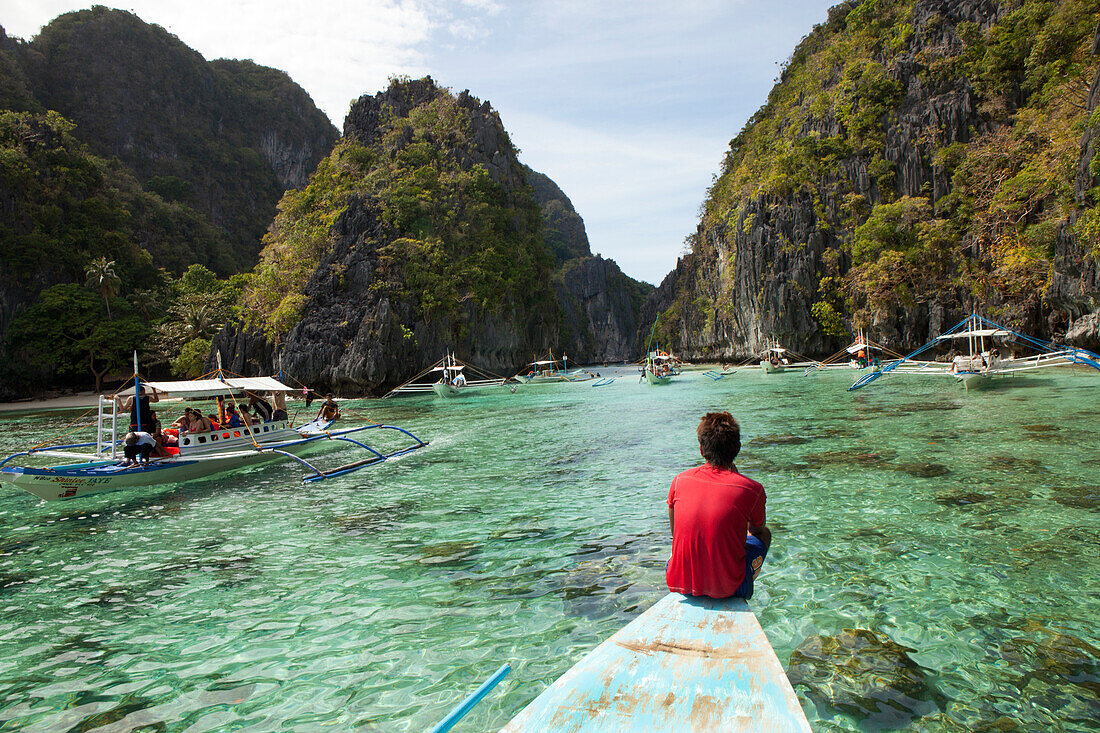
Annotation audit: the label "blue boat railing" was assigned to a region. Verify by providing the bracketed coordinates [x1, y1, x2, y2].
[428, 663, 511, 733]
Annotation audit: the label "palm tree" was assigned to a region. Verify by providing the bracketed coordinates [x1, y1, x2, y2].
[84, 257, 121, 319]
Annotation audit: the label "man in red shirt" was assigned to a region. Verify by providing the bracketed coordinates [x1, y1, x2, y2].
[666, 411, 771, 599]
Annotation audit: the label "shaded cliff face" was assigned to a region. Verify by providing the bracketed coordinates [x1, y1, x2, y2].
[13, 8, 338, 263]
[214, 79, 563, 392]
[524, 167, 654, 362]
[649, 0, 1100, 358]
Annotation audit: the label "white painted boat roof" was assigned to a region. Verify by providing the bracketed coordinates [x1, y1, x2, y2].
[937, 329, 1012, 339]
[846, 342, 868, 353]
[503, 592, 810, 732]
[120, 377, 296, 398]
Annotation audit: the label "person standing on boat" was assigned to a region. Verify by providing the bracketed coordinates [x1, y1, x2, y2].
[270, 392, 288, 421]
[249, 394, 273, 422]
[666, 411, 771, 600]
[116, 385, 160, 432]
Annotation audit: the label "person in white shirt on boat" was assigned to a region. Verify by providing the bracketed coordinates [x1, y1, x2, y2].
[122, 431, 157, 466]
[453, 372, 467, 388]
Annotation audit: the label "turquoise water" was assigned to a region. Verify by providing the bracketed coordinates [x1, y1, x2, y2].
[0, 367, 1097, 731]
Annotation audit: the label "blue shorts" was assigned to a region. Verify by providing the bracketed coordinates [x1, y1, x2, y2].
[733, 536, 768, 600]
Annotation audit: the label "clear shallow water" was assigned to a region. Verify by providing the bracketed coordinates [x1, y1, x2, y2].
[0, 367, 1097, 731]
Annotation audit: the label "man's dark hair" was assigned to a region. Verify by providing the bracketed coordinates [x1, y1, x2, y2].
[697, 412, 741, 468]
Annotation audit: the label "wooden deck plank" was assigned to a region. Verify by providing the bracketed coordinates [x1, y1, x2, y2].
[502, 593, 810, 732]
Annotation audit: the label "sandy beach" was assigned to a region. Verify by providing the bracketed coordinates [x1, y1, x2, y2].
[0, 392, 101, 413]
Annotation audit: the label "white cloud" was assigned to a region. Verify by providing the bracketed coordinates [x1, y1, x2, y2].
[504, 111, 726, 283]
[4, 0, 434, 123]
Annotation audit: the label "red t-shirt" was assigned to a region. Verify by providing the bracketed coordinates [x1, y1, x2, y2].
[666, 464, 766, 598]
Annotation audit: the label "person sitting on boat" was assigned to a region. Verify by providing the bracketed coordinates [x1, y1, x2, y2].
[453, 372, 467, 388]
[316, 394, 340, 422]
[147, 416, 172, 457]
[666, 411, 771, 600]
[223, 403, 244, 428]
[249, 394, 273, 423]
[116, 385, 160, 432]
[170, 411, 189, 431]
[122, 431, 157, 466]
[177, 408, 211, 435]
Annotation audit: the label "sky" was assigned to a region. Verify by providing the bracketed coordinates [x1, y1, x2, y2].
[3, 0, 837, 284]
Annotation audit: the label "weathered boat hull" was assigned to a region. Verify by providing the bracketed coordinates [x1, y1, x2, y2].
[503, 592, 811, 732]
[761, 361, 786, 374]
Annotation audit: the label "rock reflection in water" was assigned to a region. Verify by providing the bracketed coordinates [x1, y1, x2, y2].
[895, 461, 950, 478]
[331, 500, 419, 535]
[417, 540, 480, 567]
[802, 448, 898, 470]
[747, 434, 810, 446]
[996, 628, 1100, 726]
[788, 628, 943, 729]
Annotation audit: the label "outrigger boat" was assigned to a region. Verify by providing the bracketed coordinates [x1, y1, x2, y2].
[760, 345, 789, 373]
[760, 343, 819, 374]
[0, 359, 428, 501]
[642, 352, 679, 385]
[637, 317, 684, 386]
[849, 314, 1100, 392]
[384, 353, 509, 399]
[514, 351, 594, 384]
[803, 328, 899, 376]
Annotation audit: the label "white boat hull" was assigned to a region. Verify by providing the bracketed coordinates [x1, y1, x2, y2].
[0, 451, 283, 501]
[432, 383, 461, 398]
[761, 360, 786, 374]
[1, 419, 426, 501]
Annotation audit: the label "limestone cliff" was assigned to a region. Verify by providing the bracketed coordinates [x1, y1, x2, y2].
[648, 0, 1100, 358]
[524, 168, 653, 362]
[214, 79, 560, 392]
[213, 79, 651, 391]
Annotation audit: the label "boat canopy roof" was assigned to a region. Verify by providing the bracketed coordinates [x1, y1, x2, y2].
[765, 346, 787, 353]
[937, 329, 1012, 339]
[531, 360, 556, 365]
[121, 376, 296, 398]
[846, 343, 868, 354]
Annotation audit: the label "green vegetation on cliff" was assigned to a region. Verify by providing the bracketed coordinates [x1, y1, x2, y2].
[0, 8, 336, 396]
[669, 0, 1100, 348]
[244, 82, 554, 343]
[17, 7, 337, 259]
